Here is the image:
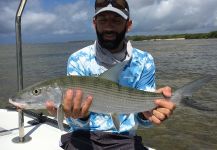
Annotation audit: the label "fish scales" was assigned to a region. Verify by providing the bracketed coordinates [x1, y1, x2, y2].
[9, 75, 213, 114]
[12, 76, 162, 113]
[56, 76, 163, 113]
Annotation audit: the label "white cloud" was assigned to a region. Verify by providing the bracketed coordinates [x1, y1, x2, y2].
[0, 1, 18, 35]
[0, 0, 217, 43]
[128, 0, 217, 34]
[20, 0, 92, 36]
[51, 2, 91, 35]
[23, 12, 56, 31]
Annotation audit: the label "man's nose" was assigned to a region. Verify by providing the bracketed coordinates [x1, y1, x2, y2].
[104, 20, 116, 30]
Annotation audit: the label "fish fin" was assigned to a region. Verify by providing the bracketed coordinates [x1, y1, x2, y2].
[171, 75, 214, 104]
[57, 104, 64, 131]
[182, 97, 216, 111]
[111, 113, 120, 130]
[99, 60, 129, 83]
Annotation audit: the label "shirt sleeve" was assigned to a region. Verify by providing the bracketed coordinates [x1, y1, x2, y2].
[67, 54, 86, 76]
[135, 53, 156, 127]
[135, 113, 152, 128]
[66, 117, 90, 132]
[136, 53, 156, 91]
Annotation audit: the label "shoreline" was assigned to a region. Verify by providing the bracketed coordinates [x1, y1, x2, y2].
[147, 38, 186, 41]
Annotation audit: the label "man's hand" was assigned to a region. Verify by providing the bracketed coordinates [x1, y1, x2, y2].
[142, 86, 176, 125]
[46, 89, 93, 119]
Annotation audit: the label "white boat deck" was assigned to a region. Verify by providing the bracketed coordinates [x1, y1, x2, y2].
[0, 109, 66, 150]
[0, 109, 156, 150]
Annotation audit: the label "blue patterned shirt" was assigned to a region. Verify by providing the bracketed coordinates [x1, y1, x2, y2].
[66, 42, 156, 136]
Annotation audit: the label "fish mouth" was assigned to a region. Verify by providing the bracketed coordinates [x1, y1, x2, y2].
[9, 98, 27, 109]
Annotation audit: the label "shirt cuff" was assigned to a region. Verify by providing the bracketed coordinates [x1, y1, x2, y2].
[136, 113, 152, 127]
[66, 117, 90, 132]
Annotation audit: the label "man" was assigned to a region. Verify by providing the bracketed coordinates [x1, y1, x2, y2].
[47, 0, 175, 149]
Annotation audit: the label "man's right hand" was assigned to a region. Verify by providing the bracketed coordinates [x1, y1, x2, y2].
[46, 89, 93, 119]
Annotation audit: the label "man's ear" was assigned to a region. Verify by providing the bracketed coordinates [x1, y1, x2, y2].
[127, 19, 132, 32]
[92, 18, 97, 30]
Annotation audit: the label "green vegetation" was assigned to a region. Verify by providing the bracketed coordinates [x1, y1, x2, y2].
[127, 31, 217, 41]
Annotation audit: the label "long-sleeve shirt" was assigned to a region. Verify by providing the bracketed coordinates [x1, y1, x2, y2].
[66, 42, 156, 136]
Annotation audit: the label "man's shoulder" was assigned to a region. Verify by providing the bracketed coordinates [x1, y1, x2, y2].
[68, 44, 95, 61]
[132, 48, 154, 61]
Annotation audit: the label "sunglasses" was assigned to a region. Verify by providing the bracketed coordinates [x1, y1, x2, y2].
[95, 0, 129, 11]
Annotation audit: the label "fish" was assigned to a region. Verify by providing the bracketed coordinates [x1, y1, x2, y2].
[9, 61, 214, 130]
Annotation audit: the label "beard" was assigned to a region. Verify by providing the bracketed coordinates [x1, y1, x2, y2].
[96, 26, 127, 50]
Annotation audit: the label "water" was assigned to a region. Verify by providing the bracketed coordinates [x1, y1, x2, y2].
[0, 39, 217, 149]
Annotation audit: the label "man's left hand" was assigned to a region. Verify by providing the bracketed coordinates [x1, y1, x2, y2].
[142, 86, 176, 125]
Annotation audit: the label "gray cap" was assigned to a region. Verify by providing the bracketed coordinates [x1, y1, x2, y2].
[94, 4, 129, 20]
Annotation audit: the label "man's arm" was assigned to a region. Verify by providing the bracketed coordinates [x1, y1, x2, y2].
[133, 52, 175, 125]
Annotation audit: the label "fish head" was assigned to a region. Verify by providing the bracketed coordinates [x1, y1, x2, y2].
[9, 82, 62, 109]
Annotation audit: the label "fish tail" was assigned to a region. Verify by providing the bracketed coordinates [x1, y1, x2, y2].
[171, 75, 214, 104]
[181, 97, 216, 111]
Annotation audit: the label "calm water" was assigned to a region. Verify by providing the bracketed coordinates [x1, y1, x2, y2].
[0, 39, 217, 149]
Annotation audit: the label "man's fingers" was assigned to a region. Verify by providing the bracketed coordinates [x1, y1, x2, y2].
[155, 99, 176, 110]
[156, 86, 172, 97]
[151, 115, 161, 125]
[61, 89, 92, 119]
[152, 109, 167, 121]
[142, 111, 164, 125]
[156, 107, 172, 117]
[63, 89, 74, 117]
[45, 100, 57, 116]
[81, 96, 93, 117]
[72, 89, 83, 118]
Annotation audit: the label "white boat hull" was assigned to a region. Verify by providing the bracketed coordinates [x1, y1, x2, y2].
[0, 109, 65, 150]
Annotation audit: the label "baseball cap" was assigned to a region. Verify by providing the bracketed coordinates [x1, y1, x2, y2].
[94, 0, 130, 20]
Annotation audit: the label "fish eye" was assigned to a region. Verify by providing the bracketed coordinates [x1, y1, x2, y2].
[32, 88, 41, 96]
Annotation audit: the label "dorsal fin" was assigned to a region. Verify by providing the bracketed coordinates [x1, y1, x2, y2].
[99, 60, 129, 83]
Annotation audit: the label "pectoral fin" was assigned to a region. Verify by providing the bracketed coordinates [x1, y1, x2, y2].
[57, 104, 64, 131]
[111, 113, 120, 130]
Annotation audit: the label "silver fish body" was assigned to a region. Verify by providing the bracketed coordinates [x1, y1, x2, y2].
[9, 75, 213, 131]
[9, 76, 163, 114]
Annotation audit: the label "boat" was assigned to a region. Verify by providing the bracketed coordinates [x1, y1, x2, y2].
[0, 1, 66, 149]
[0, 108, 66, 150]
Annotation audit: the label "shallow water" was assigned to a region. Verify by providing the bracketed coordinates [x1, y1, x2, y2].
[0, 39, 217, 149]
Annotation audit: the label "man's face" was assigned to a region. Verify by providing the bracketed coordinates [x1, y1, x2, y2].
[94, 12, 128, 51]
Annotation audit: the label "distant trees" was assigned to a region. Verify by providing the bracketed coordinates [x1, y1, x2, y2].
[207, 31, 217, 38]
[185, 31, 217, 39]
[127, 31, 217, 41]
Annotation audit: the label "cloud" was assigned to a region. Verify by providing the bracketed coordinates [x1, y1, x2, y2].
[0, 0, 217, 43]
[51, 2, 91, 35]
[128, 0, 217, 34]
[0, 0, 95, 43]
[0, 0, 19, 35]
[21, 0, 93, 35]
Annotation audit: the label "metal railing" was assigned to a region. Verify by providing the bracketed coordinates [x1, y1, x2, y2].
[12, 0, 32, 143]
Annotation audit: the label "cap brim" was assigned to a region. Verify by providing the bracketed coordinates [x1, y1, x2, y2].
[95, 6, 128, 20]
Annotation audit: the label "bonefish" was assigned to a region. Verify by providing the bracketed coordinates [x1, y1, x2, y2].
[9, 61, 213, 130]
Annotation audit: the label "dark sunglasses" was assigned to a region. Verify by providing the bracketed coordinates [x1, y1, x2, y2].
[95, 0, 129, 11]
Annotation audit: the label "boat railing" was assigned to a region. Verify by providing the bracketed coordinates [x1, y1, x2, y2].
[12, 0, 32, 143]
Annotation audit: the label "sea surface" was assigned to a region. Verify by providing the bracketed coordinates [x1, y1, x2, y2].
[0, 39, 217, 150]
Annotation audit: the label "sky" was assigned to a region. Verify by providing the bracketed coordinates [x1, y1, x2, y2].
[0, 0, 217, 44]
